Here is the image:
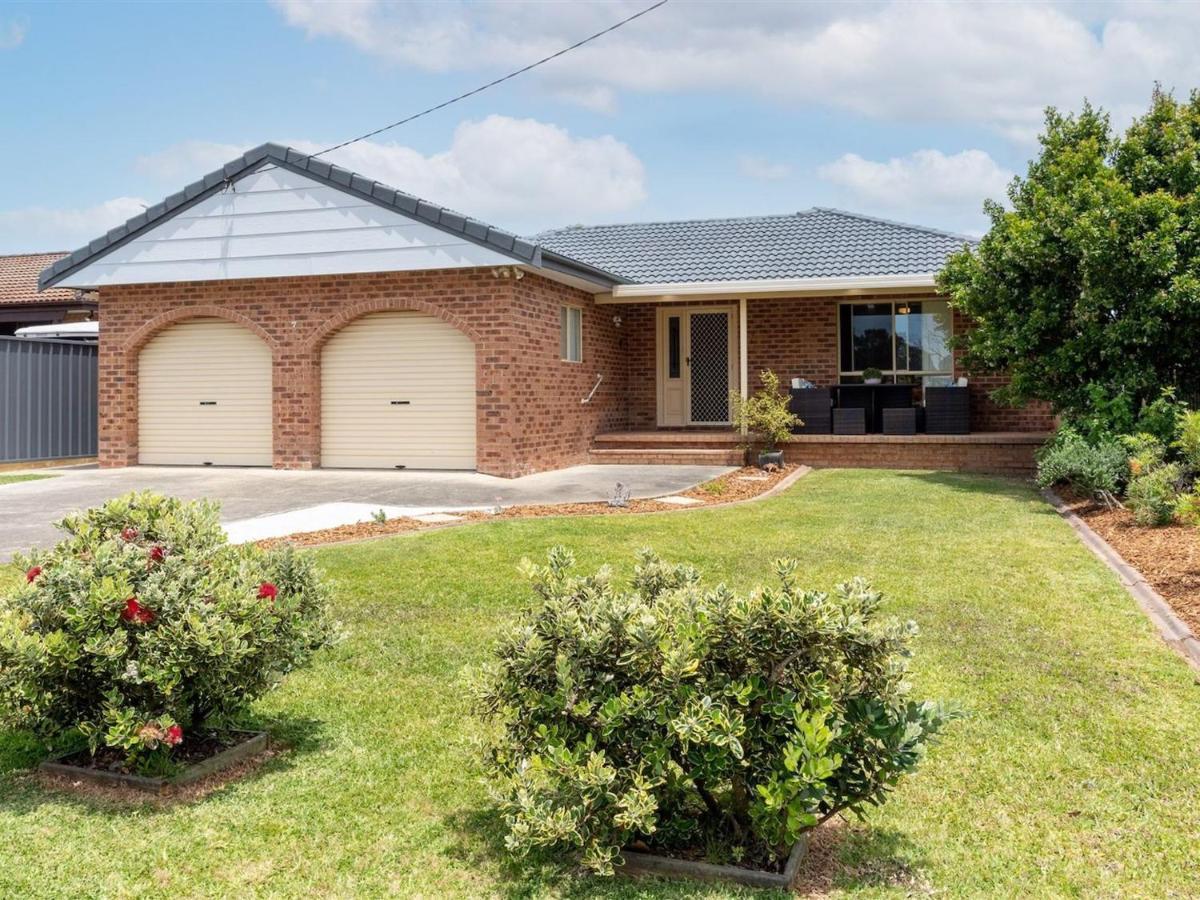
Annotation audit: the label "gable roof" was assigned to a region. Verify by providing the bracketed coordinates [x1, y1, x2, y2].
[39, 143, 624, 291]
[534, 208, 975, 285]
[1, 252, 75, 306]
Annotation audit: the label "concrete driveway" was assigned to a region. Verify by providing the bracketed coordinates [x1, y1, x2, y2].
[0, 464, 731, 560]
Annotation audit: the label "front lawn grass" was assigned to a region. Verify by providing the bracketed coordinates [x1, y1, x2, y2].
[1, 469, 1198, 898]
[0, 473, 55, 486]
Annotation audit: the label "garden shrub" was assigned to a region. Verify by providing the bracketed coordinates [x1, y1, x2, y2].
[476, 547, 957, 875]
[1175, 491, 1200, 527]
[0, 492, 335, 769]
[1126, 463, 1183, 526]
[1035, 426, 1128, 496]
[1122, 432, 1167, 477]
[1175, 410, 1200, 470]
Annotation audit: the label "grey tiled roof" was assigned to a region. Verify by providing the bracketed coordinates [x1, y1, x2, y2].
[40, 143, 623, 290]
[534, 208, 975, 284]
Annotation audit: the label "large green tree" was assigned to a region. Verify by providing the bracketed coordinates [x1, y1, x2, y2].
[939, 89, 1200, 421]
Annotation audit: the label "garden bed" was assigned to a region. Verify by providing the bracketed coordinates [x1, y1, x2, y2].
[1061, 491, 1200, 636]
[257, 465, 801, 549]
[39, 730, 268, 795]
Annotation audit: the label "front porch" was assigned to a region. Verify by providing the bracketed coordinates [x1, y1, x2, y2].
[590, 430, 1050, 476]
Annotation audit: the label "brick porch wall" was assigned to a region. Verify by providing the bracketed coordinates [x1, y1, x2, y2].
[625, 294, 1055, 432]
[96, 268, 625, 477]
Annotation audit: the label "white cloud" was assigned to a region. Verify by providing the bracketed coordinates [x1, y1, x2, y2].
[124, 115, 646, 234]
[818, 148, 1012, 234]
[135, 140, 249, 181]
[0, 198, 148, 253]
[738, 155, 792, 182]
[271, 0, 1200, 141]
[0, 16, 27, 49]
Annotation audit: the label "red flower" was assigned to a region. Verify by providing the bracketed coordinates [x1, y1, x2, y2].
[165, 724, 184, 746]
[25, 565, 42, 583]
[257, 581, 278, 601]
[121, 597, 155, 625]
[149, 545, 166, 562]
[120, 526, 139, 542]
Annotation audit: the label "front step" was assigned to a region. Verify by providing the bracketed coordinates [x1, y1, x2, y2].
[588, 447, 745, 466]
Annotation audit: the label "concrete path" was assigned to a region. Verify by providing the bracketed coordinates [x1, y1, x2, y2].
[0, 464, 732, 560]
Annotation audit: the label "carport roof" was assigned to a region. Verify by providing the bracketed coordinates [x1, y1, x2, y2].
[38, 143, 626, 291]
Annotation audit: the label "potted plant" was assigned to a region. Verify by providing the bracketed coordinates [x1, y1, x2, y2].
[729, 369, 800, 468]
[862, 367, 884, 385]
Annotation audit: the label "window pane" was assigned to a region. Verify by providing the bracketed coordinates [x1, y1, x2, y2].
[570, 308, 582, 361]
[668, 316, 681, 378]
[896, 300, 951, 372]
[851, 303, 893, 371]
[560, 307, 569, 360]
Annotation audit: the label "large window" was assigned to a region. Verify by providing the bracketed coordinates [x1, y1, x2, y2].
[560, 306, 582, 363]
[838, 300, 952, 381]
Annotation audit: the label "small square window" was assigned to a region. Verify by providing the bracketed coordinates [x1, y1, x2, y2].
[560, 306, 582, 362]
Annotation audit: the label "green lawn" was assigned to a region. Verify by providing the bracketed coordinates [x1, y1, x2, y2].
[0, 473, 55, 486]
[1, 469, 1198, 898]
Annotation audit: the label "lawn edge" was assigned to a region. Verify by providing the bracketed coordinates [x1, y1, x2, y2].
[269, 466, 814, 551]
[1043, 488, 1200, 673]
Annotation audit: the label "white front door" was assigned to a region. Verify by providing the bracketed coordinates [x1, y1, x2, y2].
[657, 307, 738, 426]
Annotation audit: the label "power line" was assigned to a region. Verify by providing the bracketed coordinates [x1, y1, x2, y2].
[267, 0, 669, 171]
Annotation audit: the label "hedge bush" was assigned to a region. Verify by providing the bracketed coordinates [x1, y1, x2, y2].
[0, 492, 335, 769]
[1035, 426, 1129, 497]
[1126, 463, 1184, 526]
[475, 547, 956, 874]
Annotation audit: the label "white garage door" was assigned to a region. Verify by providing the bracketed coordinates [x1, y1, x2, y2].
[138, 318, 273, 466]
[321, 311, 476, 469]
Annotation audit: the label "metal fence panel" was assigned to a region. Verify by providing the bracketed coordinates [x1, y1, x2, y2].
[0, 337, 98, 463]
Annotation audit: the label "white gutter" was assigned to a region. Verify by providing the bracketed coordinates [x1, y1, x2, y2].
[599, 272, 938, 303]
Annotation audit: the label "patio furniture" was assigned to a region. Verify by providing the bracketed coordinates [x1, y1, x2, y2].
[789, 387, 832, 434]
[882, 407, 917, 435]
[925, 386, 970, 434]
[833, 407, 867, 435]
[834, 384, 916, 433]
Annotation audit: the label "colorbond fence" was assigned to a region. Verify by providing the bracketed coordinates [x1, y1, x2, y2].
[0, 337, 98, 463]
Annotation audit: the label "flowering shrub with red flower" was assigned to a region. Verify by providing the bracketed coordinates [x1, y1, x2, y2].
[0, 491, 336, 770]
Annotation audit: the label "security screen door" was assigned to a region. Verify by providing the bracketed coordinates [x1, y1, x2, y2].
[687, 310, 732, 424]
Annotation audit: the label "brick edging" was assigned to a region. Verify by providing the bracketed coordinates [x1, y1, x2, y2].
[1043, 489, 1200, 673]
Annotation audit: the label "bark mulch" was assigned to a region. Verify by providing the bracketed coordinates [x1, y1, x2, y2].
[256, 465, 798, 549]
[1062, 492, 1200, 637]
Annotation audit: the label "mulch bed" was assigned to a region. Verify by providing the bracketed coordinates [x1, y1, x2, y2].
[256, 465, 798, 549]
[1061, 491, 1200, 636]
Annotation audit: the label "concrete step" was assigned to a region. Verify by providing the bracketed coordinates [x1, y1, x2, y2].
[588, 447, 745, 466]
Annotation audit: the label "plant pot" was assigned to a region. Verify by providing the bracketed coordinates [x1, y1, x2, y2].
[863, 378, 882, 385]
[39, 730, 268, 795]
[757, 450, 784, 469]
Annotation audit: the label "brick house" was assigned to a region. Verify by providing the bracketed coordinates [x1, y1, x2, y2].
[1, 252, 97, 336]
[38, 143, 1051, 478]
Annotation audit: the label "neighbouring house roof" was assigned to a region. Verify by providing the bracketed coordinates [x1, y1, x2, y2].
[534, 208, 975, 285]
[1, 252, 75, 305]
[38, 143, 626, 291]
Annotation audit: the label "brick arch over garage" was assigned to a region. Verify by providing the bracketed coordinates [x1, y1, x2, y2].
[300, 297, 489, 472]
[110, 307, 279, 467]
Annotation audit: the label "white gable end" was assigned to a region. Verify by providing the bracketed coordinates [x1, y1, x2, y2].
[56, 166, 517, 288]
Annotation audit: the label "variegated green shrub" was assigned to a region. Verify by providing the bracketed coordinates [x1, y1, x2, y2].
[0, 492, 335, 770]
[476, 547, 956, 874]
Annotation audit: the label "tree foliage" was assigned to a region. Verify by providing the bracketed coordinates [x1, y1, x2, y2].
[476, 547, 956, 874]
[938, 89, 1200, 422]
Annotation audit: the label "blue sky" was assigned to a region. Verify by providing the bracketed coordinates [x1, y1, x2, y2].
[2, 0, 1199, 254]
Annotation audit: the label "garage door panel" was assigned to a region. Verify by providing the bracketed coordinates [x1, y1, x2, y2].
[138, 318, 273, 466]
[321, 312, 476, 470]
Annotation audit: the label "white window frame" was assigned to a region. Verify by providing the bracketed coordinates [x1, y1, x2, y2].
[836, 299, 954, 379]
[560, 305, 583, 363]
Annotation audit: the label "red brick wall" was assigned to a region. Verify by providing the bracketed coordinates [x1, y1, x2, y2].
[625, 294, 1054, 432]
[96, 267, 626, 477]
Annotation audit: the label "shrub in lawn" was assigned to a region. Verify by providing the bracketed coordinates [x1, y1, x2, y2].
[1035, 426, 1128, 497]
[0, 491, 335, 770]
[475, 547, 957, 875]
[1126, 464, 1183, 526]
